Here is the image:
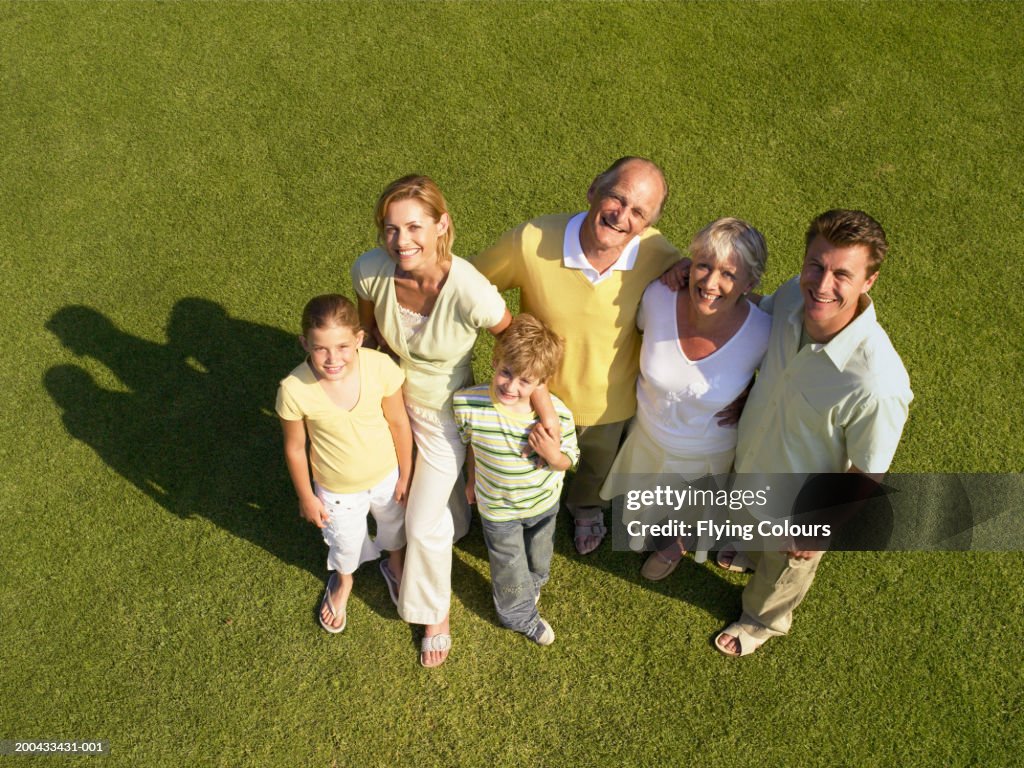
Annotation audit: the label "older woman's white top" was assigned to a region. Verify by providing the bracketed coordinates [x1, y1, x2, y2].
[635, 280, 771, 456]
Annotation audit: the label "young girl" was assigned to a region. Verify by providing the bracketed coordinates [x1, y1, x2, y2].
[277, 294, 413, 633]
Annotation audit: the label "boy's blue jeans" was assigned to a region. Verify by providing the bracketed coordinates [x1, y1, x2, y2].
[480, 504, 558, 636]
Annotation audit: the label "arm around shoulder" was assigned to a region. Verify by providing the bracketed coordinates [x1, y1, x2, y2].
[358, 298, 390, 352]
[528, 402, 578, 472]
[472, 222, 525, 292]
[528, 382, 559, 439]
[528, 426, 572, 472]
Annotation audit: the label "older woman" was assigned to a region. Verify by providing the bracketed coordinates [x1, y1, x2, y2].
[352, 175, 553, 667]
[600, 218, 772, 578]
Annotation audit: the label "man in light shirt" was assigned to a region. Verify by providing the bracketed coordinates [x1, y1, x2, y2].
[473, 157, 679, 555]
[715, 209, 913, 656]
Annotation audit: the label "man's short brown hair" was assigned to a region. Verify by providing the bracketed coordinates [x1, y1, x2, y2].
[805, 209, 888, 276]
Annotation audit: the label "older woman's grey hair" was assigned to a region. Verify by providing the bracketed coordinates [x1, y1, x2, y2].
[688, 217, 768, 291]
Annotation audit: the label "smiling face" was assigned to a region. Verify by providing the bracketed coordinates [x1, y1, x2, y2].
[580, 160, 665, 256]
[492, 358, 542, 413]
[689, 249, 754, 317]
[301, 324, 364, 381]
[800, 235, 878, 342]
[381, 198, 450, 273]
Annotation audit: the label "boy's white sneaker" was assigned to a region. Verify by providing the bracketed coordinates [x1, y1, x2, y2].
[527, 618, 555, 646]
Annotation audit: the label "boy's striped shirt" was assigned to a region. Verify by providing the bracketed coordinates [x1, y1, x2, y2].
[453, 384, 579, 522]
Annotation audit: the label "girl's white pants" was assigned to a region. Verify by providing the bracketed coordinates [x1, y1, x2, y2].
[316, 467, 406, 575]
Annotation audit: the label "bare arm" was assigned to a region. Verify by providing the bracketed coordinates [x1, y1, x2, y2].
[464, 446, 477, 505]
[658, 258, 691, 292]
[381, 388, 413, 504]
[280, 417, 328, 528]
[528, 382, 559, 441]
[358, 297, 392, 354]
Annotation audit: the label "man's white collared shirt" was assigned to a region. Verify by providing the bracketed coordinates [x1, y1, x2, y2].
[562, 212, 640, 285]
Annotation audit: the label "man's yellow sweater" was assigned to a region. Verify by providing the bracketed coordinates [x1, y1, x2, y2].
[474, 214, 680, 426]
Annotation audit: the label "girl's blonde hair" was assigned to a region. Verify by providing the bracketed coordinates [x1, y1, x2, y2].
[374, 175, 455, 264]
[301, 294, 360, 335]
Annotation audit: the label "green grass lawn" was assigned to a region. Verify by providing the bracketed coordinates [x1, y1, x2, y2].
[2, 2, 1022, 765]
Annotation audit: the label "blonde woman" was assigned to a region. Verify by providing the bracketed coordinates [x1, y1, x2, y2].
[352, 175, 554, 667]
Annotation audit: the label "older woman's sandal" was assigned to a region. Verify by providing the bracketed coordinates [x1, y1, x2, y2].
[574, 517, 607, 555]
[641, 546, 685, 581]
[641, 551, 678, 580]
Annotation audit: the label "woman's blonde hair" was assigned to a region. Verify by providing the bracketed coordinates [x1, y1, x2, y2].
[374, 175, 455, 264]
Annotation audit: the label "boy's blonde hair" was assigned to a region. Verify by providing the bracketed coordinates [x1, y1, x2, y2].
[493, 314, 564, 383]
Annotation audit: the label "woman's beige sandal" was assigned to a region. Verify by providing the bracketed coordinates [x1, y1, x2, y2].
[420, 633, 452, 668]
[715, 545, 755, 574]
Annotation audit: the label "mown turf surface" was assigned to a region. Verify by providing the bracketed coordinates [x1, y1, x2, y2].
[2, 2, 1022, 766]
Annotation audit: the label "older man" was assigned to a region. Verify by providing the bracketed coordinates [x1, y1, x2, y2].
[715, 209, 913, 656]
[473, 157, 679, 554]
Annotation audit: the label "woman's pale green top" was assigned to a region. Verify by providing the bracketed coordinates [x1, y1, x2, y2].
[351, 248, 507, 411]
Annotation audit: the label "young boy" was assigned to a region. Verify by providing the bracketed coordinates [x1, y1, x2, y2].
[453, 314, 579, 646]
